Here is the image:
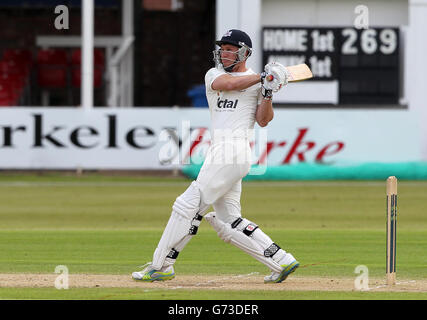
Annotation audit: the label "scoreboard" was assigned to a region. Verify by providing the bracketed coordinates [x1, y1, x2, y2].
[262, 27, 400, 105]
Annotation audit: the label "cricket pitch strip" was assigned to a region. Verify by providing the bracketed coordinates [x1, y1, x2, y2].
[0, 273, 426, 292]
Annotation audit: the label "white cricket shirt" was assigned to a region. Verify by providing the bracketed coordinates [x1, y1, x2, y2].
[204, 67, 262, 141]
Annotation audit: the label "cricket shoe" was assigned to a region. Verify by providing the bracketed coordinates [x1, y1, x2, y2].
[264, 259, 299, 284]
[132, 262, 175, 282]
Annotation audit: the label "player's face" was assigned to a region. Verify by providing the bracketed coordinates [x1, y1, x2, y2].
[220, 44, 239, 68]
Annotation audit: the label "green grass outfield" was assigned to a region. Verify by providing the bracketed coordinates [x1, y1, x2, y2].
[0, 173, 426, 300]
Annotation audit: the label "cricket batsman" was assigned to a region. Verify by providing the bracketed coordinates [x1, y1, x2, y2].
[132, 29, 299, 283]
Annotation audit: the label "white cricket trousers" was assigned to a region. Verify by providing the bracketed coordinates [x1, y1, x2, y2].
[197, 139, 252, 222]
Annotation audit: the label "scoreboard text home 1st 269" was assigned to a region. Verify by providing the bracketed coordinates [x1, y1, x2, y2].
[263, 27, 400, 105]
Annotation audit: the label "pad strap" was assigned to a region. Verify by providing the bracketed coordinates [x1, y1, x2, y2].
[231, 217, 259, 236]
[167, 248, 179, 259]
[243, 223, 259, 236]
[231, 217, 243, 228]
[189, 214, 203, 235]
[264, 243, 281, 257]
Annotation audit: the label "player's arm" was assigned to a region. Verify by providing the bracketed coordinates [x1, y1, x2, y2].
[255, 98, 274, 127]
[211, 73, 261, 91]
[255, 62, 292, 127]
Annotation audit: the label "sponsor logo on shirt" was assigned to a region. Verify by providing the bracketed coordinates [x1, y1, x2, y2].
[217, 98, 238, 109]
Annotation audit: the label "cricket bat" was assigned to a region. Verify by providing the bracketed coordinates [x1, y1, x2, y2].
[265, 63, 313, 83]
[285, 64, 313, 82]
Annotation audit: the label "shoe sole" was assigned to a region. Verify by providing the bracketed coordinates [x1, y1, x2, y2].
[132, 273, 175, 282]
[264, 261, 299, 284]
